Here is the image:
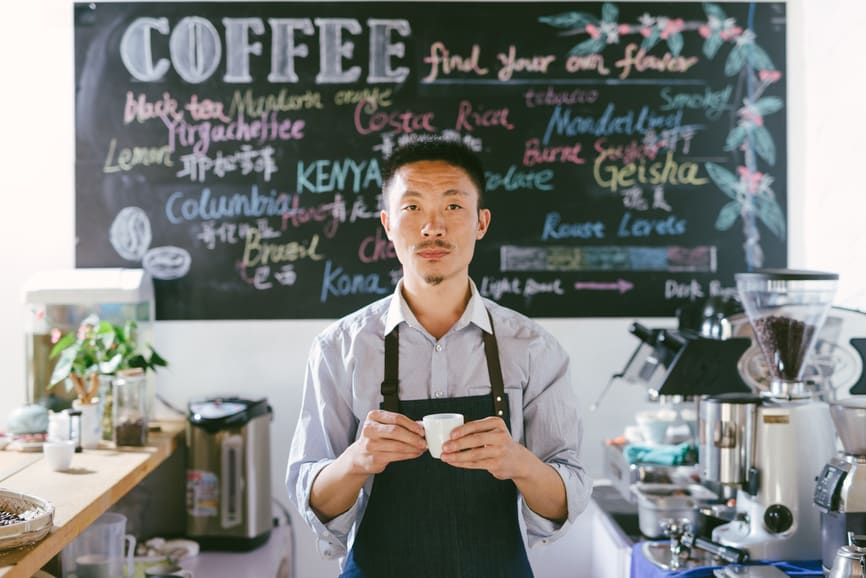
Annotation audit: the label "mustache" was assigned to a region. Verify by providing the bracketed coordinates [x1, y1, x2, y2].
[415, 240, 453, 251]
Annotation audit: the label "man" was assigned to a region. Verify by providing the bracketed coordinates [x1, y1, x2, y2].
[287, 138, 591, 577]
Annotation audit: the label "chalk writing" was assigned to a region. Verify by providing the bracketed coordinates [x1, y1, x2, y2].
[104, 139, 174, 173]
[296, 158, 382, 194]
[542, 103, 684, 145]
[541, 213, 606, 240]
[354, 99, 436, 135]
[320, 260, 390, 302]
[176, 145, 277, 182]
[164, 112, 305, 155]
[615, 43, 699, 79]
[120, 16, 411, 84]
[496, 45, 556, 81]
[523, 87, 600, 109]
[228, 89, 323, 117]
[422, 42, 489, 82]
[485, 165, 554, 192]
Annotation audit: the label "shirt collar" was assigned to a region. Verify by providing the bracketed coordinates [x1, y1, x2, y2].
[384, 279, 492, 336]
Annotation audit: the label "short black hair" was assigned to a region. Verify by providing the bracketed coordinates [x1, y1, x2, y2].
[380, 138, 486, 210]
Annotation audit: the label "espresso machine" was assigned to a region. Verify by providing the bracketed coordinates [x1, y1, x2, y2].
[707, 270, 839, 561]
[814, 397, 866, 572]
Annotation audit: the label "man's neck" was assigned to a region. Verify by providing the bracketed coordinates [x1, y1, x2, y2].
[401, 276, 472, 340]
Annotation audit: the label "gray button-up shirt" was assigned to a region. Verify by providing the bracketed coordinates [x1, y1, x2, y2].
[287, 280, 591, 560]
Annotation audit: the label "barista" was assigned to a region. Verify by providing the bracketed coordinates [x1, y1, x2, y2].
[287, 139, 591, 577]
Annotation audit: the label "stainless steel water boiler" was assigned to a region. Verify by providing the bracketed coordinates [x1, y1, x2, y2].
[186, 397, 272, 550]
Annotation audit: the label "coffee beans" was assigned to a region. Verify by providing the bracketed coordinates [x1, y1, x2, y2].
[0, 510, 23, 527]
[753, 315, 816, 380]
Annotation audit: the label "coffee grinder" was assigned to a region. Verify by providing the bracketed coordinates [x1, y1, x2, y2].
[814, 397, 866, 572]
[711, 270, 839, 561]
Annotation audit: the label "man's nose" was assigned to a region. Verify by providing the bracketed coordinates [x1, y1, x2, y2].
[421, 212, 445, 236]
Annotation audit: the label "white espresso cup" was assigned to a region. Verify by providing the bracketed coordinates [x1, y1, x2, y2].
[43, 439, 75, 471]
[422, 413, 464, 459]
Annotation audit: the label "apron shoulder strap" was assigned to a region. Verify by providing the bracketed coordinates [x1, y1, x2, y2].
[482, 310, 508, 418]
[381, 328, 400, 412]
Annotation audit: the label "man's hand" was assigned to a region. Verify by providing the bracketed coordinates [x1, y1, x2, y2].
[348, 409, 428, 474]
[440, 416, 568, 522]
[310, 409, 426, 522]
[439, 416, 531, 480]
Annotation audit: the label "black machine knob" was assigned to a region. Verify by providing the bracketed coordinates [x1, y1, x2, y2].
[764, 504, 794, 534]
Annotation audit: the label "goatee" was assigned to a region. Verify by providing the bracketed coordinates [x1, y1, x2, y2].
[424, 275, 444, 286]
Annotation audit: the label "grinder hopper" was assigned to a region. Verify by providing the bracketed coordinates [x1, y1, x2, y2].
[736, 269, 839, 399]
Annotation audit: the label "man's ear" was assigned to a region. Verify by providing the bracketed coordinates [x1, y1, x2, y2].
[380, 210, 391, 240]
[477, 208, 491, 240]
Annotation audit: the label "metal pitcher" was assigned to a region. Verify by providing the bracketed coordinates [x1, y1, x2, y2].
[829, 532, 866, 578]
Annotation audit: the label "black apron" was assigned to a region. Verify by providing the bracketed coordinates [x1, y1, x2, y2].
[340, 317, 534, 578]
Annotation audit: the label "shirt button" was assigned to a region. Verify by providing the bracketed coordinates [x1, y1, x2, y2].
[435, 344, 443, 352]
[434, 391, 445, 398]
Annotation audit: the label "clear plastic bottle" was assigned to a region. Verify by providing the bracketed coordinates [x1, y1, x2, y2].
[112, 368, 148, 446]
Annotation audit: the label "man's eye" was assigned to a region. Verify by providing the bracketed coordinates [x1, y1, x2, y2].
[402, 204, 418, 211]
[447, 203, 463, 210]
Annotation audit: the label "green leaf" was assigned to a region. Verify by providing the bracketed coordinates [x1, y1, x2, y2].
[754, 194, 786, 239]
[746, 43, 776, 71]
[704, 3, 728, 22]
[716, 200, 742, 231]
[538, 12, 599, 29]
[725, 125, 749, 152]
[50, 347, 78, 386]
[641, 28, 661, 52]
[570, 37, 607, 56]
[49, 332, 77, 358]
[148, 348, 169, 368]
[754, 97, 784, 116]
[666, 32, 684, 57]
[704, 162, 739, 199]
[602, 3, 618, 23]
[753, 125, 776, 166]
[725, 44, 748, 76]
[703, 33, 724, 59]
[101, 353, 123, 375]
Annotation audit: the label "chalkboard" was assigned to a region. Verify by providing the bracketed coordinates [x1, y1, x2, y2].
[74, 2, 788, 320]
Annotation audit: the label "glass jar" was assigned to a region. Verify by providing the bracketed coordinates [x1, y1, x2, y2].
[112, 368, 148, 446]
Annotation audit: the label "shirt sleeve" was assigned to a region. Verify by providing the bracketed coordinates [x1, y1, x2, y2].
[519, 332, 593, 546]
[286, 333, 365, 558]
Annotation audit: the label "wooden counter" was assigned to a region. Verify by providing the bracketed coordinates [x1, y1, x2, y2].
[0, 421, 185, 578]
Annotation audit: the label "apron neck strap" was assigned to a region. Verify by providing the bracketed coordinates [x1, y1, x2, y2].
[381, 309, 507, 418]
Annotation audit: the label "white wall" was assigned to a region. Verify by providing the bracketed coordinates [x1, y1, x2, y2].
[3, 1, 866, 577]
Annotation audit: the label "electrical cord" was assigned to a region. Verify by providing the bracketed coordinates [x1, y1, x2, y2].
[272, 496, 296, 578]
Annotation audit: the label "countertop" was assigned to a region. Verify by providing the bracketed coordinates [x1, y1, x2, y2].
[0, 421, 185, 578]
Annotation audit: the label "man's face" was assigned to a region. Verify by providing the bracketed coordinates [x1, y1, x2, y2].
[381, 160, 490, 289]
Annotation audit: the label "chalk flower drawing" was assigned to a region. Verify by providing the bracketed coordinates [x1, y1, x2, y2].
[540, 2, 786, 269]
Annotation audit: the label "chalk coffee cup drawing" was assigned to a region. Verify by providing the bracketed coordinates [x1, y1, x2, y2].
[422, 413, 464, 459]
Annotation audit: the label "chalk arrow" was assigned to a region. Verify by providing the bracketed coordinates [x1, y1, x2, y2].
[573, 279, 634, 294]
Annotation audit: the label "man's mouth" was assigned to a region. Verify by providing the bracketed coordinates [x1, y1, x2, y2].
[416, 241, 451, 259]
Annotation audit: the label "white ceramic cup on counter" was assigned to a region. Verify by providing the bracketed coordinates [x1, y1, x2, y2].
[42, 439, 75, 471]
[422, 413, 464, 459]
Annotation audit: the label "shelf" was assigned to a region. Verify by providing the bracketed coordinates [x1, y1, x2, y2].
[0, 421, 185, 578]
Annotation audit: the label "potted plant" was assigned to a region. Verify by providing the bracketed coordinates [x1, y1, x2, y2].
[48, 314, 167, 447]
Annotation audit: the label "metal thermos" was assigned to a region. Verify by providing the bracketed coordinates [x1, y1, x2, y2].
[186, 397, 272, 550]
[699, 393, 761, 486]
